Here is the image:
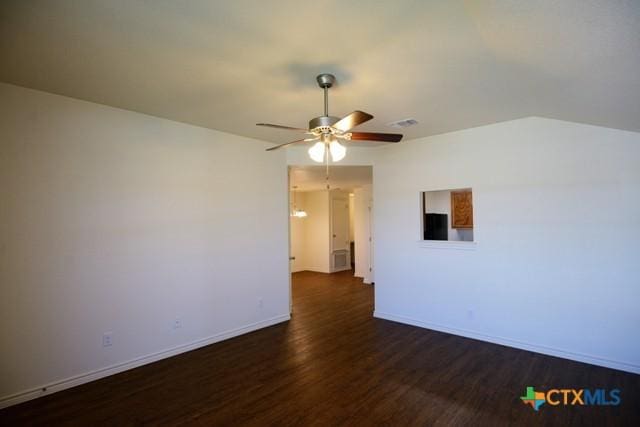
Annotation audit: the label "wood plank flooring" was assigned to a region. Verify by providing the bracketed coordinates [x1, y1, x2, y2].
[1, 270, 638, 426]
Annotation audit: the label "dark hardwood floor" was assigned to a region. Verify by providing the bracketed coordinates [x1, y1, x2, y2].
[1, 270, 638, 426]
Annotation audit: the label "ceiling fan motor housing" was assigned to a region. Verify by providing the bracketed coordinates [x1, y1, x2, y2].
[316, 73, 336, 89]
[309, 115, 340, 133]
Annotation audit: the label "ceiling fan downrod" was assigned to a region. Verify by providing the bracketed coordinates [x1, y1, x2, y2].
[316, 73, 335, 118]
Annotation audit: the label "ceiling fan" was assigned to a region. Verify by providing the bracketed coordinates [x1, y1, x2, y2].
[257, 73, 403, 162]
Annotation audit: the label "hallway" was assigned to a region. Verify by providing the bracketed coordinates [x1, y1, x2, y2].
[2, 270, 638, 425]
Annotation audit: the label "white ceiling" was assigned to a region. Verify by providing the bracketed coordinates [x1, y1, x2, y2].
[1, 1, 639, 145]
[290, 166, 372, 192]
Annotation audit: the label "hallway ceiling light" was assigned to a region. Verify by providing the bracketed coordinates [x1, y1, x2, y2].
[292, 210, 308, 218]
[290, 186, 307, 218]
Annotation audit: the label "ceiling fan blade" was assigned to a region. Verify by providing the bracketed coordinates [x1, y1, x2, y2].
[348, 132, 403, 142]
[332, 111, 374, 132]
[265, 138, 317, 152]
[257, 123, 308, 132]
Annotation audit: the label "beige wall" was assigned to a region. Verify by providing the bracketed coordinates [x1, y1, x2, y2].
[289, 191, 307, 273]
[297, 191, 331, 273]
[290, 189, 354, 274]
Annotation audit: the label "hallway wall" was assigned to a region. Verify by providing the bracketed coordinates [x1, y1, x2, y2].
[289, 190, 331, 273]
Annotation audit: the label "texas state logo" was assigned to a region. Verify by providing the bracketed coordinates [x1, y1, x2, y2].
[521, 387, 546, 411]
[520, 386, 621, 411]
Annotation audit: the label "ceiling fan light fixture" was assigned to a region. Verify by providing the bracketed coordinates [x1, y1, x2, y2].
[329, 140, 346, 162]
[308, 141, 326, 163]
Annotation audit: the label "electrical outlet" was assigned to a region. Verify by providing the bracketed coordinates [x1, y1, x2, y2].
[258, 297, 264, 309]
[173, 317, 182, 329]
[103, 332, 113, 347]
[467, 309, 474, 320]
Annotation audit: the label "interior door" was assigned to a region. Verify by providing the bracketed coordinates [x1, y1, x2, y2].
[366, 199, 374, 284]
[331, 196, 350, 272]
[332, 198, 349, 251]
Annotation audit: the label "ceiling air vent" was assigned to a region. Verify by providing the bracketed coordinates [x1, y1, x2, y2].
[388, 118, 418, 129]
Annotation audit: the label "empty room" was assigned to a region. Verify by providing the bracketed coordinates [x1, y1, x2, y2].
[1, 1, 639, 425]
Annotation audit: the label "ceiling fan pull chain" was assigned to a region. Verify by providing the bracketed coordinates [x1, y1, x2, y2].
[325, 146, 330, 190]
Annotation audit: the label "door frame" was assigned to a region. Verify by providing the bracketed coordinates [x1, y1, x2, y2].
[329, 192, 352, 273]
[286, 164, 375, 312]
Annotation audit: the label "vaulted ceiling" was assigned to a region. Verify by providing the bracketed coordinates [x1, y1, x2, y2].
[1, 0, 639, 144]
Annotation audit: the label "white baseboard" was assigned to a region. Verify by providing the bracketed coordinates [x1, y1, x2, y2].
[373, 311, 640, 375]
[300, 268, 332, 274]
[0, 314, 290, 409]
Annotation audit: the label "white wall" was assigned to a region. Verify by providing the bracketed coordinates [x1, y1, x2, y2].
[424, 190, 450, 215]
[373, 117, 640, 373]
[0, 83, 290, 407]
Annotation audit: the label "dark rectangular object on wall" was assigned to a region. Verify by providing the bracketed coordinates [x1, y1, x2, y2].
[350, 241, 355, 268]
[425, 213, 448, 240]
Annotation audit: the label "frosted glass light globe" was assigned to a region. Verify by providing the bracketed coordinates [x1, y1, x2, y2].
[308, 141, 326, 163]
[329, 140, 346, 162]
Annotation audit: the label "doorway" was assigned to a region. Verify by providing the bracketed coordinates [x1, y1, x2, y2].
[287, 165, 374, 311]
